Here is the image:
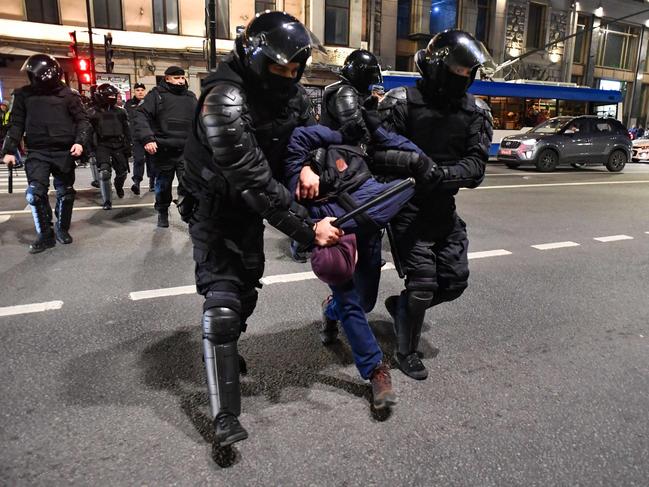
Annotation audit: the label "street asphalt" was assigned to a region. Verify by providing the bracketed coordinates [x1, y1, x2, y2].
[1, 163, 648, 485]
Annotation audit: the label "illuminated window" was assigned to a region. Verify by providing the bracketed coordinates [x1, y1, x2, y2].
[153, 0, 179, 34]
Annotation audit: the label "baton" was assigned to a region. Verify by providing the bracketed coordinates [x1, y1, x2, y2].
[386, 223, 404, 279]
[332, 177, 415, 228]
[7, 161, 13, 194]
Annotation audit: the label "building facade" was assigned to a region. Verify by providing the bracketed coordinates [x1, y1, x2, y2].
[0, 0, 397, 104]
[2, 0, 649, 124]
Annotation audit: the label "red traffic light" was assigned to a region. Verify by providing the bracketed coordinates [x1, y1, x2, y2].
[77, 58, 89, 71]
[80, 73, 92, 84]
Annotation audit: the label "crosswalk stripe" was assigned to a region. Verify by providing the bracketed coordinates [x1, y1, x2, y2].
[0, 300, 64, 318]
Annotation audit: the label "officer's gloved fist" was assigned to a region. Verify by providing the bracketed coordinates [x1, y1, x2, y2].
[339, 121, 366, 145]
[411, 154, 443, 188]
[361, 107, 382, 134]
[175, 194, 198, 223]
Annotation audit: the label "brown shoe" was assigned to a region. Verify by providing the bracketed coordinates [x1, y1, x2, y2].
[370, 363, 397, 409]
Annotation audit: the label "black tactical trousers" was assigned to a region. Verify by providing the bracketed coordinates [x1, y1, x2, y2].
[24, 150, 76, 201]
[95, 145, 128, 190]
[391, 200, 470, 301]
[152, 147, 184, 211]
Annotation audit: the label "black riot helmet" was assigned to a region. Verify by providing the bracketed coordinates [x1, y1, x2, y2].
[340, 49, 383, 94]
[21, 54, 63, 90]
[235, 11, 325, 98]
[95, 83, 119, 107]
[415, 29, 495, 100]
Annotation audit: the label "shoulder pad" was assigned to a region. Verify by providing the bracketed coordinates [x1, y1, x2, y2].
[337, 84, 358, 97]
[201, 82, 252, 164]
[473, 96, 493, 123]
[379, 86, 407, 111]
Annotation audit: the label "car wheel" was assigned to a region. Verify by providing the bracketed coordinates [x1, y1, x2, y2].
[535, 149, 559, 172]
[505, 162, 520, 169]
[605, 149, 627, 172]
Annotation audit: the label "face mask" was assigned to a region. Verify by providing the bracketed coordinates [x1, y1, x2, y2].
[441, 70, 473, 100]
[265, 73, 298, 101]
[167, 82, 187, 95]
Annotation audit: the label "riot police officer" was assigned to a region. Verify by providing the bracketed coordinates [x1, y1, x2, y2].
[133, 66, 197, 227]
[88, 83, 131, 210]
[125, 82, 155, 194]
[378, 30, 494, 380]
[180, 12, 342, 448]
[320, 49, 382, 142]
[1, 54, 89, 253]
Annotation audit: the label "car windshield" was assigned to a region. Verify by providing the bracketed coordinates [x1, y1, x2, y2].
[529, 118, 572, 134]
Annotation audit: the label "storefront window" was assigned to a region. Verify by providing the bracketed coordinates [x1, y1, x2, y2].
[558, 100, 587, 116]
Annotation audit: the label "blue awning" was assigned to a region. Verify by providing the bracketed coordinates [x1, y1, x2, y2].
[382, 74, 623, 103]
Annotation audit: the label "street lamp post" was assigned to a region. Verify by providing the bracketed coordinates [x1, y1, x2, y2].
[84, 0, 96, 85]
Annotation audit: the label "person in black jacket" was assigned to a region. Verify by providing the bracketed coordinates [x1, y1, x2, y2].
[133, 67, 197, 227]
[378, 30, 494, 380]
[1, 54, 89, 253]
[88, 83, 132, 210]
[124, 82, 155, 194]
[180, 11, 342, 448]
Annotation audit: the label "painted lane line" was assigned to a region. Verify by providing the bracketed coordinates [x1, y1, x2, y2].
[532, 241, 581, 250]
[594, 235, 634, 242]
[645, 232, 649, 235]
[0, 300, 63, 318]
[0, 215, 11, 224]
[129, 285, 195, 301]
[475, 180, 649, 190]
[129, 264, 400, 300]
[0, 202, 153, 216]
[467, 249, 512, 259]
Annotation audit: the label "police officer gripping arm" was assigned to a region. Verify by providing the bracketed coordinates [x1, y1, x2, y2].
[132, 66, 197, 227]
[378, 30, 494, 380]
[1, 54, 89, 253]
[180, 12, 342, 448]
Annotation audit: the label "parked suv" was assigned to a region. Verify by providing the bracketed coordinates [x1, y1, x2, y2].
[498, 116, 631, 172]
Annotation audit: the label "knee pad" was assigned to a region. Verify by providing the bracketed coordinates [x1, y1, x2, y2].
[25, 183, 47, 206]
[405, 273, 438, 294]
[100, 169, 111, 181]
[431, 284, 467, 307]
[202, 307, 241, 344]
[406, 289, 435, 311]
[56, 185, 76, 201]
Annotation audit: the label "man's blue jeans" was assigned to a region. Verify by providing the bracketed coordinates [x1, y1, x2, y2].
[324, 231, 383, 379]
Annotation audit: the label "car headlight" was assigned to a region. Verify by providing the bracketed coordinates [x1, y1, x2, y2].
[521, 139, 537, 146]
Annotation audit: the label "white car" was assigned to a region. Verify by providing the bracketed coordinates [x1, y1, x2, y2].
[632, 138, 649, 163]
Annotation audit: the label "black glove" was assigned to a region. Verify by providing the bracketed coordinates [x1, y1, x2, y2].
[361, 107, 382, 134]
[410, 154, 443, 188]
[339, 121, 366, 145]
[175, 193, 198, 223]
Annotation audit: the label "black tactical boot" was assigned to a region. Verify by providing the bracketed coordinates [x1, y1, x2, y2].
[395, 352, 428, 380]
[54, 194, 74, 244]
[214, 413, 248, 447]
[387, 292, 430, 380]
[130, 183, 140, 195]
[115, 186, 125, 198]
[320, 296, 339, 345]
[157, 210, 169, 228]
[29, 233, 56, 254]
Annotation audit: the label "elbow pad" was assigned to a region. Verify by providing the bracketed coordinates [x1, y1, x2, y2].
[241, 189, 315, 245]
[372, 150, 420, 176]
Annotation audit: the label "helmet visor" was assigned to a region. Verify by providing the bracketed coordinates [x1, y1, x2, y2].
[441, 39, 497, 78]
[257, 22, 326, 65]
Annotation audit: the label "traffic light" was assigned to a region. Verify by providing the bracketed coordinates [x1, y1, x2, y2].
[77, 58, 92, 84]
[69, 31, 78, 59]
[104, 33, 114, 73]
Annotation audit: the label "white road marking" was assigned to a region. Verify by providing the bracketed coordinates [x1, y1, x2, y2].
[475, 180, 649, 190]
[594, 235, 634, 242]
[467, 249, 512, 259]
[129, 285, 195, 301]
[0, 215, 11, 224]
[532, 241, 581, 250]
[0, 300, 63, 318]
